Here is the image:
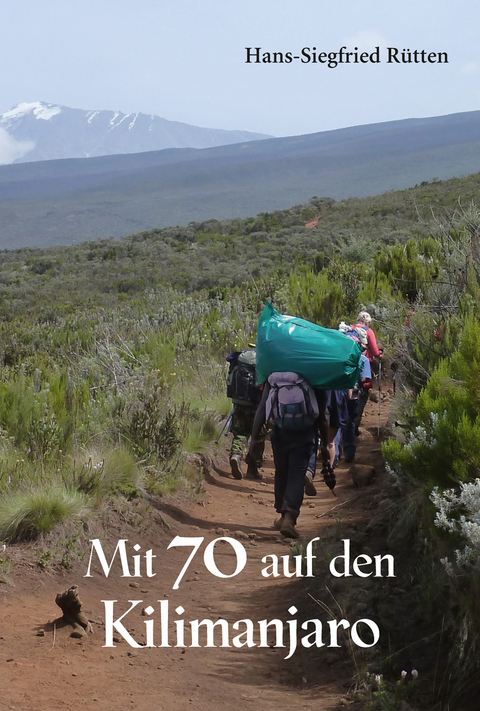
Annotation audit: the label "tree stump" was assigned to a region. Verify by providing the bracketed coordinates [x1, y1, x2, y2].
[55, 585, 93, 636]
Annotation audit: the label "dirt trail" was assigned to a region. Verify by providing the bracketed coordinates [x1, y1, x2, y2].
[0, 396, 389, 711]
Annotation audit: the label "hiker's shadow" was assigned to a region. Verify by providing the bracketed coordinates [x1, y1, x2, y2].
[207, 462, 274, 492]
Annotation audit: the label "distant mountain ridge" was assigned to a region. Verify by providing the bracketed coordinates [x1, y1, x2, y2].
[1, 109, 480, 250]
[0, 101, 271, 163]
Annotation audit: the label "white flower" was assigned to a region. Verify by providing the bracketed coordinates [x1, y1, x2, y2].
[411, 669, 419, 679]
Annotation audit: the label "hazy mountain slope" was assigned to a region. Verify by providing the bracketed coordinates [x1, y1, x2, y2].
[0, 102, 270, 163]
[0, 110, 479, 249]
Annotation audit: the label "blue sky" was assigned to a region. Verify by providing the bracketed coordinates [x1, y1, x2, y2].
[2, 0, 479, 137]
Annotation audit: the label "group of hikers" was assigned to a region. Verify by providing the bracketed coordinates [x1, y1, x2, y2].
[224, 311, 382, 539]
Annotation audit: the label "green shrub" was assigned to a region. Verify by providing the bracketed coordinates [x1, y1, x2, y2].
[288, 269, 344, 327]
[123, 386, 181, 461]
[384, 318, 480, 486]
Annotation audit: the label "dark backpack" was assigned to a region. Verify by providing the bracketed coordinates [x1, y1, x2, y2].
[226, 350, 260, 405]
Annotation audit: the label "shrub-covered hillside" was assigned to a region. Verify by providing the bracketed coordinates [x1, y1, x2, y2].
[1, 174, 480, 707]
[1, 172, 480, 297]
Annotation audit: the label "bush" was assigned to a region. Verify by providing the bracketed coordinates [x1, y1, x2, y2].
[123, 386, 181, 461]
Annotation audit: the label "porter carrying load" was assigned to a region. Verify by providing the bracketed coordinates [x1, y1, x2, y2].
[255, 302, 362, 390]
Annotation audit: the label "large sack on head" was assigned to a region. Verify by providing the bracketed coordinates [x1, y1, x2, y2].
[256, 302, 362, 390]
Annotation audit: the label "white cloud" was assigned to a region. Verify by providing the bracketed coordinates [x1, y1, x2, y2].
[343, 30, 389, 48]
[460, 62, 480, 76]
[0, 128, 34, 165]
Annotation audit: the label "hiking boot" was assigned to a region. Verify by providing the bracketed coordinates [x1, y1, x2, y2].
[274, 514, 284, 531]
[280, 512, 299, 539]
[247, 462, 263, 480]
[230, 454, 243, 480]
[304, 471, 317, 496]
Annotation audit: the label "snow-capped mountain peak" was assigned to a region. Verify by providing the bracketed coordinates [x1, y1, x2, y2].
[0, 101, 271, 164]
[1, 101, 62, 123]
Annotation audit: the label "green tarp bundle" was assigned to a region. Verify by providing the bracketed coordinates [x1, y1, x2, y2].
[256, 302, 362, 390]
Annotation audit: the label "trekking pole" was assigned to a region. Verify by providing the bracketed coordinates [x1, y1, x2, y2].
[215, 409, 234, 444]
[377, 360, 382, 437]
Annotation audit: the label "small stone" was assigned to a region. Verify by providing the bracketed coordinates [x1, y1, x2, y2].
[309, 503, 316, 509]
[129, 582, 140, 588]
[36, 628, 45, 637]
[70, 630, 84, 639]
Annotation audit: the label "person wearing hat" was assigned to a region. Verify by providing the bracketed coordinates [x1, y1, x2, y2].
[354, 311, 381, 361]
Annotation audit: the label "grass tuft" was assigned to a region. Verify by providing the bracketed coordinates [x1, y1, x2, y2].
[0, 484, 88, 541]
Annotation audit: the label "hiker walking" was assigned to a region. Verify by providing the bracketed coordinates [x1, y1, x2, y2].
[353, 311, 382, 362]
[334, 325, 372, 464]
[247, 371, 318, 539]
[351, 312, 381, 433]
[226, 348, 265, 480]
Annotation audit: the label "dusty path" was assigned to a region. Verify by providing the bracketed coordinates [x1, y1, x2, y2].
[0, 398, 389, 711]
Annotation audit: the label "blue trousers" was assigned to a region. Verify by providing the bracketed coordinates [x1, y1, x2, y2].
[334, 416, 356, 465]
